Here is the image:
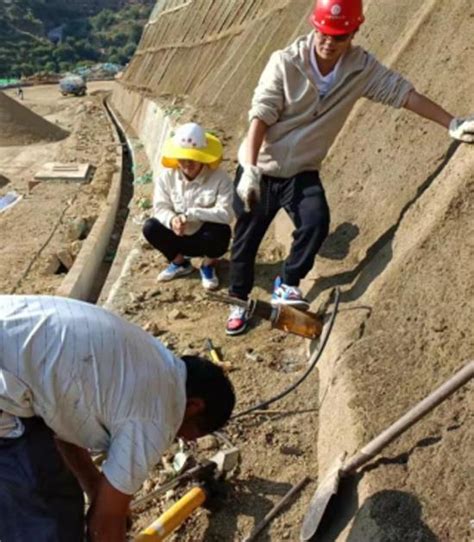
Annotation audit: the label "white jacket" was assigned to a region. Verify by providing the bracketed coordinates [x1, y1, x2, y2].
[239, 33, 414, 178]
[153, 166, 234, 235]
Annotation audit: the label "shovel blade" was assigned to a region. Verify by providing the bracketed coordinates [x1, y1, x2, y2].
[300, 455, 345, 541]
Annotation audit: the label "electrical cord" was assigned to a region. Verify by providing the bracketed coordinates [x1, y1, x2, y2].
[231, 287, 341, 419]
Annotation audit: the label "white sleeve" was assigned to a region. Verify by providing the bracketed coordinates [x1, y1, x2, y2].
[102, 418, 168, 495]
[248, 51, 285, 126]
[153, 171, 177, 229]
[362, 55, 414, 108]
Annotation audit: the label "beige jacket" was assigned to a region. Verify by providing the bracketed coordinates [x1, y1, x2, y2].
[153, 166, 234, 235]
[239, 33, 414, 178]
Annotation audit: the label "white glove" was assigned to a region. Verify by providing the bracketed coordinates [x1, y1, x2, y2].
[449, 115, 474, 143]
[237, 165, 262, 212]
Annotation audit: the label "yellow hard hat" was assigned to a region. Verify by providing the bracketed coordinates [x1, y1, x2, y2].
[161, 123, 223, 169]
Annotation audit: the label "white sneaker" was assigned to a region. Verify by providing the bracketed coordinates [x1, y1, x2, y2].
[200, 264, 219, 290]
[271, 276, 309, 310]
[157, 261, 194, 282]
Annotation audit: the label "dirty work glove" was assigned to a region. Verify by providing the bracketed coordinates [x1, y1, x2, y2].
[237, 165, 261, 212]
[449, 115, 474, 143]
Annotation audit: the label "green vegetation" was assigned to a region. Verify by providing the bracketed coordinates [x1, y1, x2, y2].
[0, 1, 154, 78]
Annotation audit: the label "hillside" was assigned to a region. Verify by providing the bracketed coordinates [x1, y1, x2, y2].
[0, 0, 154, 77]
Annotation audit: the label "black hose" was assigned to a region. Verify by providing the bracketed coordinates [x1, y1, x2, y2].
[231, 287, 341, 419]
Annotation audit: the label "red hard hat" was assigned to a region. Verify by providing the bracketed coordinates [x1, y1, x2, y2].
[309, 0, 365, 35]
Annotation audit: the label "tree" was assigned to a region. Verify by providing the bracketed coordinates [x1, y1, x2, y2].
[54, 43, 77, 63]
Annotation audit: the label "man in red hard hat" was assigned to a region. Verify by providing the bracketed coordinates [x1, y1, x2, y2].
[225, 0, 474, 336]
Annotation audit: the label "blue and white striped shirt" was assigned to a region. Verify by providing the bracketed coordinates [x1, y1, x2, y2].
[0, 295, 187, 495]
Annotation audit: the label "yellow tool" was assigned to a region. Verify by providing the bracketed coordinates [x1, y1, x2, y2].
[135, 486, 207, 541]
[205, 338, 232, 370]
[134, 448, 239, 541]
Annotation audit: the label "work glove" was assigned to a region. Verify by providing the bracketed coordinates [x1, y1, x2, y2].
[236, 165, 262, 213]
[449, 115, 474, 143]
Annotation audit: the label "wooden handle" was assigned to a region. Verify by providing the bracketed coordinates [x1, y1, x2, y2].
[343, 360, 474, 474]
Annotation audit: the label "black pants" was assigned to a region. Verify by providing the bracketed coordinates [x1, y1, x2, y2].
[229, 168, 330, 299]
[0, 417, 84, 542]
[143, 218, 232, 261]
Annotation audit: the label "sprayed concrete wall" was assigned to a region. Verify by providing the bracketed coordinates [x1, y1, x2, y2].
[112, 1, 474, 539]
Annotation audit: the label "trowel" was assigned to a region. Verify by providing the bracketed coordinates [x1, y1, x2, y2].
[300, 360, 474, 541]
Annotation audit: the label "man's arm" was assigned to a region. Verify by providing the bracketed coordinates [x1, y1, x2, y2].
[86, 474, 132, 542]
[404, 89, 453, 128]
[55, 439, 101, 501]
[245, 117, 269, 165]
[56, 440, 132, 541]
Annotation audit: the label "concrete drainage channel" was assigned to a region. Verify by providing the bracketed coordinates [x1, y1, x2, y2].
[55, 94, 134, 302]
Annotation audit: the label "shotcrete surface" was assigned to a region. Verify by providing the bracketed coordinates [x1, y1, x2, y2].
[112, 0, 473, 540]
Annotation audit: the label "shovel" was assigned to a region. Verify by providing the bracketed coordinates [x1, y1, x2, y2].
[300, 360, 474, 541]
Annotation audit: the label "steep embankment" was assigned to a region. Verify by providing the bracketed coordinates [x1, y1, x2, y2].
[113, 1, 473, 540]
[0, 91, 68, 145]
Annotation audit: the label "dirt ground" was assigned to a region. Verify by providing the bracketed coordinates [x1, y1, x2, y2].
[97, 117, 324, 541]
[0, 82, 117, 295]
[109, 0, 474, 537]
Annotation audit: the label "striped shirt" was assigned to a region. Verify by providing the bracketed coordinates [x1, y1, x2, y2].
[0, 295, 187, 495]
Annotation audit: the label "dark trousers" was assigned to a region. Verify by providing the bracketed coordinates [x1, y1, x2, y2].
[143, 218, 232, 261]
[229, 168, 330, 299]
[0, 417, 84, 542]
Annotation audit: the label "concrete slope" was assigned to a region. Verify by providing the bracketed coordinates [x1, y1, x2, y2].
[0, 91, 68, 146]
[114, 1, 474, 539]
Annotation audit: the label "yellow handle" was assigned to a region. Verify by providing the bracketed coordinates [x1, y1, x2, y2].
[135, 486, 207, 541]
[209, 349, 222, 364]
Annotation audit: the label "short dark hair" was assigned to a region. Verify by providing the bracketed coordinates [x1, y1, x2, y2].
[181, 355, 236, 433]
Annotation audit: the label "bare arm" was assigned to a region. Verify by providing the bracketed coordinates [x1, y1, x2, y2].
[245, 118, 269, 165]
[55, 439, 101, 501]
[87, 474, 132, 542]
[404, 90, 453, 129]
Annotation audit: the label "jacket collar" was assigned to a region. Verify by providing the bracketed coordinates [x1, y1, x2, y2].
[288, 32, 367, 80]
[177, 165, 210, 185]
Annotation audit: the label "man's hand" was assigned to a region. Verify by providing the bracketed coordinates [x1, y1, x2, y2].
[87, 475, 132, 542]
[171, 214, 187, 236]
[449, 116, 474, 143]
[237, 165, 262, 213]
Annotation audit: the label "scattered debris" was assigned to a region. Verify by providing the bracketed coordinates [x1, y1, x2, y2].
[0, 191, 22, 214]
[169, 309, 187, 320]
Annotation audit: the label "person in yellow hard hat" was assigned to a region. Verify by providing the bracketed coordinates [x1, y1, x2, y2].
[143, 123, 234, 290]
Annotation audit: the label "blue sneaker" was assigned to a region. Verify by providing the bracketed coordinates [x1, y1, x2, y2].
[157, 261, 194, 282]
[271, 276, 309, 310]
[200, 264, 219, 290]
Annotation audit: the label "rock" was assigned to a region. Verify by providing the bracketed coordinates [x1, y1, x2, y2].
[165, 489, 175, 502]
[69, 240, 82, 258]
[279, 445, 303, 457]
[67, 218, 88, 241]
[245, 350, 263, 362]
[196, 435, 219, 451]
[182, 349, 197, 357]
[143, 321, 162, 336]
[169, 309, 187, 320]
[56, 249, 74, 270]
[44, 254, 61, 275]
[142, 479, 154, 493]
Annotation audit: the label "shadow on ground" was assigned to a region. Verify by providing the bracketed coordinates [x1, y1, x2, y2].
[203, 476, 292, 541]
[313, 481, 437, 542]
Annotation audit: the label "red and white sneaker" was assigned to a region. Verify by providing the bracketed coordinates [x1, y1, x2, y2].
[225, 305, 249, 336]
